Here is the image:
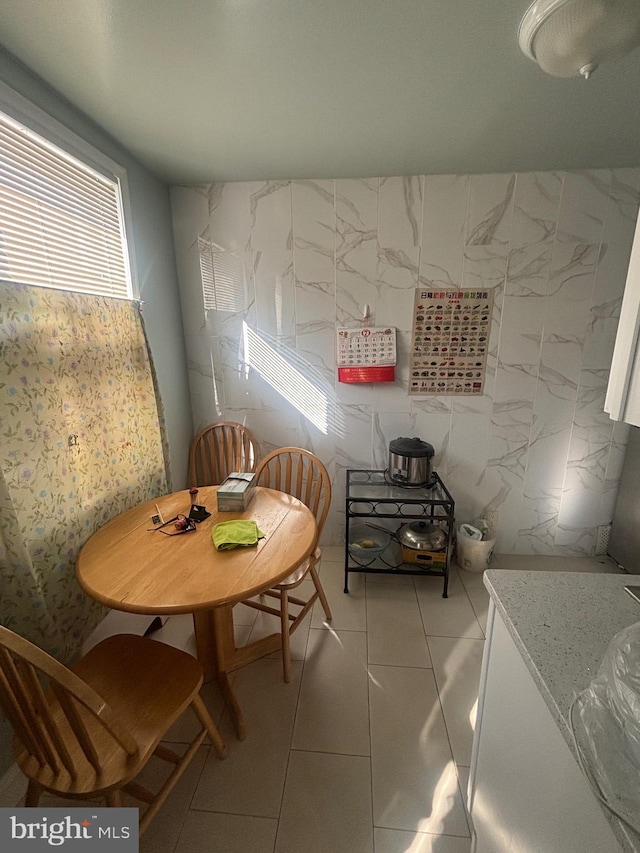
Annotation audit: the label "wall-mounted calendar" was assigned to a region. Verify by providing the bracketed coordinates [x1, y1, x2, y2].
[336, 326, 396, 383]
[409, 288, 493, 396]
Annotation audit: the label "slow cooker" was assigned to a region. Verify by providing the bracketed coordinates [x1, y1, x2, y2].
[388, 437, 435, 487]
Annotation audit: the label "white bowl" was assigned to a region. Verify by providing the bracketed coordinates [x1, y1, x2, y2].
[348, 523, 391, 560]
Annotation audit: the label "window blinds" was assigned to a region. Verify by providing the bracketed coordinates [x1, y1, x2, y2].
[0, 110, 131, 299]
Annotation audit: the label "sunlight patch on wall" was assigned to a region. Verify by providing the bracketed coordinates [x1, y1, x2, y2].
[243, 321, 342, 436]
[198, 236, 246, 312]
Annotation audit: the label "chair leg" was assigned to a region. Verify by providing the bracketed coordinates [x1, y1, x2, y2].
[310, 564, 332, 621]
[25, 780, 42, 807]
[106, 789, 123, 807]
[190, 694, 228, 759]
[281, 591, 292, 683]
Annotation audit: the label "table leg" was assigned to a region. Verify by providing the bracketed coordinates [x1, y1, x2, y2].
[193, 608, 247, 741]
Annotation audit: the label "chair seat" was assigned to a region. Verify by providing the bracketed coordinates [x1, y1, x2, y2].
[275, 547, 321, 590]
[0, 627, 225, 836]
[15, 635, 210, 797]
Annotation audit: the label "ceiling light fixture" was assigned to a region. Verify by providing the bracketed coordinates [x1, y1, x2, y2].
[518, 0, 640, 79]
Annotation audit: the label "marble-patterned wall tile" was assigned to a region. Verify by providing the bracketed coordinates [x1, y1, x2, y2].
[493, 363, 537, 432]
[410, 410, 452, 479]
[209, 251, 256, 345]
[172, 168, 637, 552]
[420, 174, 469, 287]
[295, 327, 336, 392]
[253, 250, 296, 339]
[524, 414, 572, 493]
[292, 179, 335, 254]
[555, 170, 611, 244]
[516, 488, 562, 555]
[336, 178, 378, 258]
[598, 421, 631, 527]
[543, 241, 598, 346]
[534, 341, 582, 420]
[552, 517, 597, 556]
[372, 411, 414, 470]
[465, 173, 515, 247]
[376, 247, 420, 333]
[510, 172, 562, 249]
[240, 396, 302, 454]
[446, 412, 492, 522]
[249, 181, 292, 252]
[500, 244, 551, 364]
[582, 256, 629, 371]
[499, 294, 546, 366]
[207, 182, 253, 251]
[378, 176, 423, 251]
[335, 404, 374, 469]
[335, 246, 380, 326]
[187, 333, 223, 430]
[605, 169, 640, 246]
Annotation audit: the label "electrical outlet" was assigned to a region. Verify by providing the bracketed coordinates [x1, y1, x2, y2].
[485, 510, 498, 529]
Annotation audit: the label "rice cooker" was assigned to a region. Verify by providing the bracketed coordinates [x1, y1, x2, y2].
[388, 437, 435, 487]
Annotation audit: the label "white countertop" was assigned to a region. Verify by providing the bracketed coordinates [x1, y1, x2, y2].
[483, 569, 640, 852]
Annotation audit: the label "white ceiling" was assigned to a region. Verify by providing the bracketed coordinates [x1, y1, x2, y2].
[0, 0, 639, 185]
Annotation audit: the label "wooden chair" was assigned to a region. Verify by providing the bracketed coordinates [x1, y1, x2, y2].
[241, 447, 332, 682]
[0, 627, 226, 836]
[188, 421, 259, 486]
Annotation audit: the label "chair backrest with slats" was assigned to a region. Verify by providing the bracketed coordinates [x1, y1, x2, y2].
[0, 626, 137, 781]
[188, 421, 259, 487]
[254, 447, 331, 537]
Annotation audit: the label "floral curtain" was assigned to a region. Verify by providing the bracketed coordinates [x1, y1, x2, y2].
[0, 283, 168, 662]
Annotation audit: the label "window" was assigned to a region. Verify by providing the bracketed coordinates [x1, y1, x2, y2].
[0, 104, 132, 299]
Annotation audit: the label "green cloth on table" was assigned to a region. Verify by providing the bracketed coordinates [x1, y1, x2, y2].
[212, 520, 265, 551]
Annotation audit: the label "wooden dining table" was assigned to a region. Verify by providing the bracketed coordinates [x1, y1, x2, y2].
[76, 485, 318, 740]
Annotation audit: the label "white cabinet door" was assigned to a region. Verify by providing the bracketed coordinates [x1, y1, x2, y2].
[606, 211, 640, 426]
[468, 604, 623, 853]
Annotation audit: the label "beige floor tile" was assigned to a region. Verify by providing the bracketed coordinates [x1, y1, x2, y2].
[464, 586, 489, 636]
[427, 637, 484, 767]
[374, 828, 473, 853]
[363, 569, 417, 586]
[137, 748, 209, 853]
[312, 558, 367, 631]
[191, 658, 302, 817]
[245, 605, 311, 662]
[369, 664, 469, 837]
[292, 627, 370, 755]
[41, 745, 209, 853]
[275, 751, 373, 853]
[163, 679, 227, 743]
[233, 601, 260, 628]
[320, 545, 344, 563]
[455, 562, 487, 589]
[456, 765, 471, 817]
[175, 811, 278, 853]
[415, 572, 483, 639]
[366, 582, 432, 667]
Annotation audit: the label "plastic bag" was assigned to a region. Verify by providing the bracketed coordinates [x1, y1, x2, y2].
[456, 521, 496, 572]
[570, 620, 640, 836]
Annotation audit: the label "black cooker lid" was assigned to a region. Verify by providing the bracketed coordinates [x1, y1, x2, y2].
[389, 437, 434, 458]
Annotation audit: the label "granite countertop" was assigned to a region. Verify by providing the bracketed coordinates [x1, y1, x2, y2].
[483, 569, 640, 852]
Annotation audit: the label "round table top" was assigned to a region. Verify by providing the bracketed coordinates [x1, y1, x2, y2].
[76, 486, 318, 614]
